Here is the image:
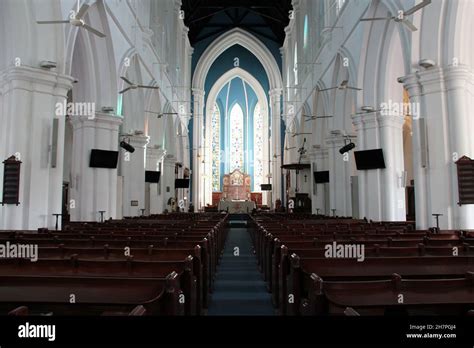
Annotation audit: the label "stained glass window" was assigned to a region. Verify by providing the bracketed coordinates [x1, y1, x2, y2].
[254, 103, 264, 191]
[230, 104, 244, 172]
[211, 103, 220, 191]
[303, 15, 309, 49]
[294, 42, 298, 86]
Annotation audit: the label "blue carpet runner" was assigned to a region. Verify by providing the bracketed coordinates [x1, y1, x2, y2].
[207, 226, 275, 316]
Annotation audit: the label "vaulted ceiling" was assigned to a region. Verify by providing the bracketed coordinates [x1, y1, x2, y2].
[181, 0, 293, 46]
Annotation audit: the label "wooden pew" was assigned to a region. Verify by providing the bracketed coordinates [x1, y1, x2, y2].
[284, 254, 474, 315]
[301, 273, 474, 315]
[0, 257, 198, 315]
[0, 273, 183, 315]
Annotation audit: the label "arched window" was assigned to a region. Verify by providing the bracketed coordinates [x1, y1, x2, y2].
[303, 15, 309, 49]
[253, 103, 264, 191]
[229, 103, 244, 171]
[211, 103, 221, 191]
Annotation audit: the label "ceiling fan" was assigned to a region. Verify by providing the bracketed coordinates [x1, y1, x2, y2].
[291, 132, 312, 138]
[145, 111, 178, 118]
[304, 114, 333, 122]
[352, 106, 382, 116]
[36, 2, 106, 38]
[360, 0, 431, 32]
[120, 77, 160, 94]
[320, 80, 362, 92]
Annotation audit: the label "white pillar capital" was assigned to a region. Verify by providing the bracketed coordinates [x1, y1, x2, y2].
[192, 88, 205, 100]
[269, 88, 283, 102]
[147, 146, 166, 161]
[69, 113, 123, 130]
[127, 133, 150, 149]
[325, 134, 347, 147]
[351, 113, 377, 131]
[377, 113, 406, 129]
[0, 66, 74, 96]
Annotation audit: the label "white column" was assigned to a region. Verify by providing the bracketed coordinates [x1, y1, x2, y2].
[401, 75, 429, 229]
[270, 88, 283, 206]
[145, 146, 163, 215]
[378, 113, 407, 221]
[402, 66, 474, 229]
[325, 135, 352, 217]
[414, 68, 457, 229]
[69, 113, 122, 222]
[352, 112, 406, 221]
[121, 134, 149, 217]
[444, 66, 474, 229]
[0, 66, 73, 229]
[192, 88, 205, 209]
[352, 114, 381, 220]
[161, 154, 176, 212]
[309, 148, 329, 215]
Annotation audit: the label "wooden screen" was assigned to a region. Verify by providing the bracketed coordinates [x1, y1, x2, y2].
[456, 156, 474, 205]
[223, 169, 251, 200]
[2, 156, 21, 206]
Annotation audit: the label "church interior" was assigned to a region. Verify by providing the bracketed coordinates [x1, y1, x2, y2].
[0, 0, 473, 344]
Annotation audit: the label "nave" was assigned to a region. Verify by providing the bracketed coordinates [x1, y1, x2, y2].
[0, 212, 472, 317]
[1, 0, 474, 344]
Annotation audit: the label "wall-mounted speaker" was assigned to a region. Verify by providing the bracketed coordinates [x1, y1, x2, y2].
[419, 118, 428, 168]
[51, 118, 59, 168]
[400, 171, 408, 188]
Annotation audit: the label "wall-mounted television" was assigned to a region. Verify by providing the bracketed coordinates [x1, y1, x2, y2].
[354, 149, 386, 170]
[145, 171, 161, 183]
[175, 179, 190, 188]
[89, 149, 119, 169]
[260, 184, 272, 191]
[314, 171, 330, 184]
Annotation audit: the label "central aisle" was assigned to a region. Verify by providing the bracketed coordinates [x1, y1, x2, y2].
[207, 226, 275, 315]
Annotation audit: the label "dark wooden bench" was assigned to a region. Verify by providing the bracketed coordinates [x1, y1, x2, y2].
[283, 255, 474, 315]
[0, 273, 183, 315]
[300, 273, 474, 315]
[0, 257, 199, 315]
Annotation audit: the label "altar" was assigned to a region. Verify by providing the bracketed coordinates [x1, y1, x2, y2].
[211, 169, 262, 208]
[218, 200, 256, 213]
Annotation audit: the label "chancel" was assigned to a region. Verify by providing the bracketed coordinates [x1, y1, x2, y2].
[0, 0, 473, 344]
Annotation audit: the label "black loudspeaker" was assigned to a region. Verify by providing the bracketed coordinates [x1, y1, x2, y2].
[120, 141, 135, 153]
[175, 179, 190, 188]
[145, 171, 161, 183]
[354, 149, 386, 170]
[314, 171, 330, 184]
[339, 142, 356, 154]
[89, 150, 119, 169]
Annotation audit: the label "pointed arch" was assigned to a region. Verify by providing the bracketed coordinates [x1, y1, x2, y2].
[192, 28, 282, 92]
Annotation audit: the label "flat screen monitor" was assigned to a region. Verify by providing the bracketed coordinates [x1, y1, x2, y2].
[314, 171, 330, 184]
[145, 171, 161, 183]
[354, 149, 386, 170]
[260, 184, 272, 191]
[175, 179, 190, 188]
[89, 149, 119, 169]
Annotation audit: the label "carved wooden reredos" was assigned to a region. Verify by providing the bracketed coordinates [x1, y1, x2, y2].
[223, 169, 251, 200]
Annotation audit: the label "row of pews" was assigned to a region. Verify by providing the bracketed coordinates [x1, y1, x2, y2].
[0, 213, 229, 316]
[250, 214, 474, 316]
